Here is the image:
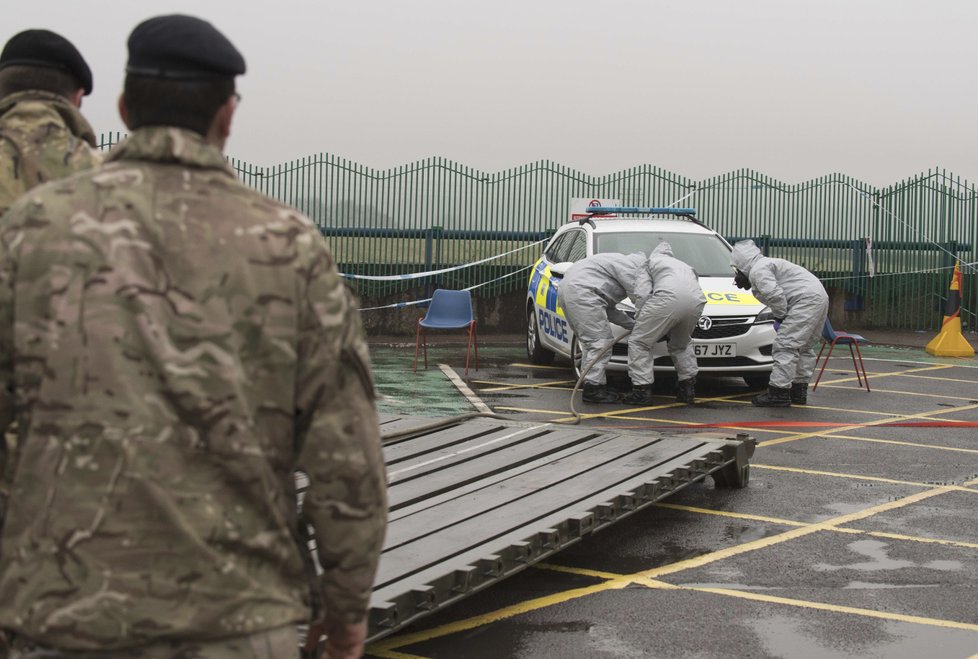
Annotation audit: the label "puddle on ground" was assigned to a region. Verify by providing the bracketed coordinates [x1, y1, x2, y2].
[814, 539, 964, 573]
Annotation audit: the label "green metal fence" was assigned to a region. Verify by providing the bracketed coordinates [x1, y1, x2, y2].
[97, 133, 977, 331]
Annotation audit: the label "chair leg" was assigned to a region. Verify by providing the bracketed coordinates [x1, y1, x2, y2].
[853, 341, 870, 392]
[463, 325, 472, 376]
[472, 321, 478, 372]
[812, 340, 836, 391]
[413, 320, 422, 372]
[422, 327, 428, 370]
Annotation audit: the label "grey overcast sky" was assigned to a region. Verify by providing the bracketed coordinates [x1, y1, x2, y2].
[7, 1, 977, 186]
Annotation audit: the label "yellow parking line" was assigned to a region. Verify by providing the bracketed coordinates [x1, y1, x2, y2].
[891, 372, 978, 384]
[536, 563, 623, 580]
[814, 363, 955, 388]
[654, 502, 809, 527]
[369, 650, 429, 659]
[758, 402, 978, 448]
[861, 530, 978, 551]
[372, 485, 960, 651]
[815, 433, 978, 455]
[752, 464, 978, 492]
[724, 398, 902, 417]
[367, 580, 630, 653]
[817, 384, 978, 402]
[640, 485, 955, 579]
[473, 379, 575, 392]
[681, 583, 978, 632]
[540, 568, 978, 633]
[655, 503, 978, 550]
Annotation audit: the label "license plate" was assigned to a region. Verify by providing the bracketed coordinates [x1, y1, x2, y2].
[694, 343, 736, 357]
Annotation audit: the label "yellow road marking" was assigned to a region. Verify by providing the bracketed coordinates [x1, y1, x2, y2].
[814, 433, 978, 455]
[536, 563, 623, 580]
[818, 383, 978, 402]
[820, 362, 954, 386]
[373, 485, 960, 650]
[888, 371, 978, 384]
[752, 464, 978, 492]
[367, 580, 630, 653]
[509, 362, 569, 370]
[654, 502, 808, 527]
[681, 583, 978, 632]
[861, 530, 978, 551]
[368, 650, 429, 659]
[757, 401, 978, 448]
[638, 485, 955, 580]
[654, 503, 978, 550]
[473, 379, 575, 392]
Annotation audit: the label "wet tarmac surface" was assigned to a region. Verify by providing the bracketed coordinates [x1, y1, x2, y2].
[366, 341, 978, 658]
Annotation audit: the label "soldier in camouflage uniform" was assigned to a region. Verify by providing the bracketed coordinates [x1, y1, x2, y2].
[0, 14, 388, 659]
[0, 35, 101, 637]
[0, 29, 100, 216]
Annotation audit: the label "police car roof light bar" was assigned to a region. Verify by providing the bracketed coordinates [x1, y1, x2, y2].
[586, 206, 697, 215]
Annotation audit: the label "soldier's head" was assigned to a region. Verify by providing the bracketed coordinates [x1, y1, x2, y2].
[0, 29, 93, 107]
[120, 15, 246, 149]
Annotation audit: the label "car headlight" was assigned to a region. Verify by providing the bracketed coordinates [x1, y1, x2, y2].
[754, 307, 776, 324]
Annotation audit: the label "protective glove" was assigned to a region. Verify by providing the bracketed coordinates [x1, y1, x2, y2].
[733, 269, 751, 290]
[773, 318, 784, 331]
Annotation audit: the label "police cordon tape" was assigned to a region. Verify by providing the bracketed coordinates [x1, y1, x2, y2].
[340, 239, 547, 282]
[358, 264, 535, 311]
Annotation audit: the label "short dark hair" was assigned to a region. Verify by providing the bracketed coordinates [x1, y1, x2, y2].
[0, 64, 83, 100]
[122, 74, 234, 136]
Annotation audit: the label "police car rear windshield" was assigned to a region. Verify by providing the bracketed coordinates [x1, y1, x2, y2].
[595, 232, 732, 277]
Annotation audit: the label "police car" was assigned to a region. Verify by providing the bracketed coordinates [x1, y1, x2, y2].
[525, 200, 776, 387]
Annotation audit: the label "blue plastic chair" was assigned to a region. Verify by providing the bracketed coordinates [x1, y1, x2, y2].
[812, 318, 870, 391]
[413, 289, 479, 375]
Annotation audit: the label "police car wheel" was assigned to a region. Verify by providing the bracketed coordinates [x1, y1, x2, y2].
[526, 304, 554, 365]
[570, 336, 584, 379]
[744, 374, 770, 389]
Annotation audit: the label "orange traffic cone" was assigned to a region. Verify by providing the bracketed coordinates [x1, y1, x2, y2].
[925, 261, 975, 357]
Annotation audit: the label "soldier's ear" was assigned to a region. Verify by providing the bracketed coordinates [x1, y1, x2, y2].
[117, 93, 132, 129]
[206, 96, 235, 149]
[71, 88, 84, 109]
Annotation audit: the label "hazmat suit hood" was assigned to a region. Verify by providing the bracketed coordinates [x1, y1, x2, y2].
[649, 241, 674, 259]
[731, 240, 763, 275]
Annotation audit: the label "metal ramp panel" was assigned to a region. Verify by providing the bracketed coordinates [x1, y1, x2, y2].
[365, 415, 755, 641]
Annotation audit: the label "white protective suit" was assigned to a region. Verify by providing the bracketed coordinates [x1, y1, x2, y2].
[731, 240, 829, 389]
[557, 252, 650, 385]
[629, 242, 707, 385]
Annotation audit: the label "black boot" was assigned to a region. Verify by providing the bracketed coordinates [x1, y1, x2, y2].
[752, 386, 791, 407]
[622, 384, 654, 405]
[676, 377, 696, 404]
[583, 383, 620, 404]
[790, 382, 808, 405]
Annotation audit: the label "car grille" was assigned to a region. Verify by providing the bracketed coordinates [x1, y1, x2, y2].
[692, 317, 753, 340]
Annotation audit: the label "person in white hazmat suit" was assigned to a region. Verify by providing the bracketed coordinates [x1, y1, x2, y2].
[730, 239, 829, 407]
[557, 253, 650, 404]
[622, 241, 707, 405]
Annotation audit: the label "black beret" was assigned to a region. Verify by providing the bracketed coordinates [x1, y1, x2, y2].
[126, 15, 245, 80]
[0, 29, 93, 95]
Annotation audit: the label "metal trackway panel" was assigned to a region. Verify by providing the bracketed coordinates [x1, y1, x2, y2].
[365, 414, 756, 642]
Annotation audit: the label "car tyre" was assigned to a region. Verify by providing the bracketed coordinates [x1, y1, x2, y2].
[570, 336, 584, 380]
[526, 304, 555, 365]
[743, 374, 770, 390]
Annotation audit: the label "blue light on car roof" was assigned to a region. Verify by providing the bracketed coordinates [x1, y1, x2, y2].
[586, 207, 697, 215]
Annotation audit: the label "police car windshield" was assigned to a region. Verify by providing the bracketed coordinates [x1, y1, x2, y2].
[594, 232, 732, 276]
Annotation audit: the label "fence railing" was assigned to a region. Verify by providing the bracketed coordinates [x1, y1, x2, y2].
[97, 132, 977, 331]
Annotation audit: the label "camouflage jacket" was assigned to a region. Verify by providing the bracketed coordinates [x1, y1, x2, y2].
[0, 127, 388, 650]
[0, 90, 101, 216]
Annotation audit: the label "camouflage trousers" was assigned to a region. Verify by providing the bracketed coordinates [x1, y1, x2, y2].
[3, 625, 300, 658]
